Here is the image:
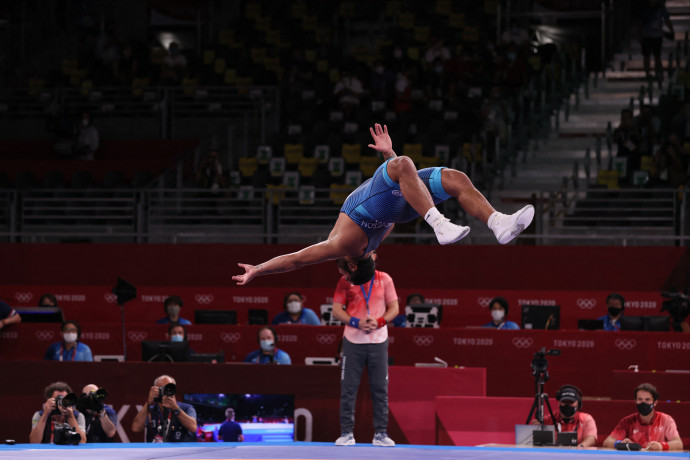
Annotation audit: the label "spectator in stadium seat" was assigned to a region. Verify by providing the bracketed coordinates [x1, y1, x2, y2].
[38, 293, 58, 307]
[156, 295, 191, 326]
[603, 383, 683, 451]
[30, 381, 87, 444]
[482, 297, 519, 330]
[597, 293, 625, 331]
[218, 408, 244, 442]
[333, 66, 364, 118]
[0, 299, 21, 329]
[271, 292, 321, 325]
[131, 374, 197, 442]
[244, 326, 291, 364]
[74, 112, 99, 160]
[613, 109, 645, 171]
[531, 385, 597, 447]
[44, 320, 93, 362]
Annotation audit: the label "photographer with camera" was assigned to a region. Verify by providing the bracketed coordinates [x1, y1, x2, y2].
[30, 381, 86, 444]
[131, 374, 197, 442]
[77, 384, 117, 443]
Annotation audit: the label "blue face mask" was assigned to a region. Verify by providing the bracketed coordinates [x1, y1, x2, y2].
[170, 334, 184, 342]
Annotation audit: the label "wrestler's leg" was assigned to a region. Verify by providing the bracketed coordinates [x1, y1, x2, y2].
[441, 168, 534, 244]
[387, 156, 469, 245]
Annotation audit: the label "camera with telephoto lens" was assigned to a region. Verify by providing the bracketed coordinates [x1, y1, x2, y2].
[51, 393, 78, 416]
[154, 383, 176, 403]
[76, 388, 108, 414]
[53, 426, 81, 445]
[661, 289, 689, 329]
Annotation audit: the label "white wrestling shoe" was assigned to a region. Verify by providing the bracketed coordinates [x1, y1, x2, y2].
[489, 205, 535, 244]
[372, 432, 395, 447]
[431, 216, 470, 245]
[335, 432, 355, 446]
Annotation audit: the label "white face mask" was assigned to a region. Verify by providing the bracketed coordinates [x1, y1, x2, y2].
[170, 334, 184, 342]
[63, 332, 78, 344]
[260, 339, 274, 351]
[491, 309, 505, 322]
[286, 301, 301, 314]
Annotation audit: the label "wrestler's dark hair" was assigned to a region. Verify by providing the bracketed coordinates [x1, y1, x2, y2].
[489, 297, 509, 316]
[337, 255, 375, 285]
[634, 382, 659, 401]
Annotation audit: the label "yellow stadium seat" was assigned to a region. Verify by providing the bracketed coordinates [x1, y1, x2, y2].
[342, 144, 362, 164]
[298, 157, 319, 178]
[360, 156, 380, 177]
[330, 183, 353, 205]
[403, 143, 423, 163]
[284, 144, 304, 164]
[419, 156, 439, 169]
[597, 169, 619, 189]
[462, 142, 483, 163]
[239, 157, 258, 178]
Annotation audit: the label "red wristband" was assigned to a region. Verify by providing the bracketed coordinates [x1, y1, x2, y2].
[376, 317, 387, 328]
[661, 441, 669, 451]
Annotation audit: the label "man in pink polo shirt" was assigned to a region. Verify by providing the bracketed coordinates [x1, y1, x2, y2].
[532, 384, 597, 447]
[603, 383, 683, 451]
[330, 254, 399, 447]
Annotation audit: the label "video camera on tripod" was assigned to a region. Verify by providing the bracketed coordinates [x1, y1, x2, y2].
[531, 347, 561, 381]
[526, 347, 561, 427]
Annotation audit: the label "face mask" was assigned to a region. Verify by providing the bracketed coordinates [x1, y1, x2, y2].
[260, 339, 274, 351]
[637, 402, 654, 416]
[559, 404, 577, 418]
[491, 309, 505, 322]
[287, 301, 301, 314]
[167, 305, 181, 317]
[608, 307, 622, 317]
[63, 332, 78, 344]
[170, 334, 184, 342]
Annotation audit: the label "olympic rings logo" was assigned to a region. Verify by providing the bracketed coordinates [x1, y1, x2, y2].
[35, 330, 55, 341]
[413, 335, 434, 347]
[512, 337, 534, 349]
[614, 339, 637, 351]
[195, 294, 214, 305]
[103, 293, 118, 304]
[576, 298, 597, 309]
[315, 333, 337, 345]
[127, 331, 148, 342]
[477, 297, 492, 308]
[221, 332, 241, 343]
[15, 292, 33, 303]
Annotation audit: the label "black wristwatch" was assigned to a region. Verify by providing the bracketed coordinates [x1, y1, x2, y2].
[172, 409, 181, 417]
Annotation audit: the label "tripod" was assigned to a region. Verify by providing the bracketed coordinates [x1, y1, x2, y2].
[525, 370, 557, 429]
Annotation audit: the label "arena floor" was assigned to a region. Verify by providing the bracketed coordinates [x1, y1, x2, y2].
[0, 442, 688, 460]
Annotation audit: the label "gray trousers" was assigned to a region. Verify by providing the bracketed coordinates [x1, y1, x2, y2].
[339, 337, 389, 434]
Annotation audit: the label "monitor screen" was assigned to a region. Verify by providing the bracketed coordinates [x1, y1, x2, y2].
[521, 305, 560, 330]
[188, 351, 225, 363]
[405, 304, 443, 328]
[646, 315, 670, 332]
[619, 316, 643, 331]
[184, 393, 294, 443]
[195, 310, 237, 325]
[141, 340, 190, 362]
[248, 309, 268, 325]
[14, 307, 65, 323]
[577, 319, 604, 330]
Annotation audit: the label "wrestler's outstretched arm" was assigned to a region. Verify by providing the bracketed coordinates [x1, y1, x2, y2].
[367, 123, 397, 160]
[233, 239, 344, 285]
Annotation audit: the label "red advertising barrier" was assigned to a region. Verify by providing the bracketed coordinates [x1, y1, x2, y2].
[2, 324, 688, 399]
[435, 396, 690, 447]
[0, 284, 674, 330]
[0, 361, 485, 445]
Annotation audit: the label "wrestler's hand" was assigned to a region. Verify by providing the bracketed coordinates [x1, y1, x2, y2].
[233, 263, 258, 285]
[368, 123, 396, 160]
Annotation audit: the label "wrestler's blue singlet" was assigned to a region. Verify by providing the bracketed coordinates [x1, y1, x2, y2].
[340, 159, 452, 254]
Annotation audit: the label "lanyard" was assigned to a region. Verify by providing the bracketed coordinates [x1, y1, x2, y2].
[360, 275, 374, 315]
[59, 343, 77, 362]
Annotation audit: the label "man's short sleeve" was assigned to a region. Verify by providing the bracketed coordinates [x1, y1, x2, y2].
[608, 417, 629, 440]
[105, 405, 118, 427]
[380, 272, 398, 303]
[580, 413, 598, 440]
[0, 301, 14, 319]
[181, 403, 197, 420]
[333, 277, 351, 305]
[302, 308, 322, 325]
[662, 414, 680, 441]
[76, 412, 86, 433]
[31, 411, 41, 428]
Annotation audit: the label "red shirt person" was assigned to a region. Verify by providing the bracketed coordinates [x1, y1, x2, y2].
[535, 385, 597, 447]
[603, 383, 683, 451]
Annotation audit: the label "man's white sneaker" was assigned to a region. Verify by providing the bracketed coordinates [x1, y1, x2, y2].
[489, 205, 535, 244]
[372, 432, 395, 447]
[431, 216, 470, 245]
[335, 432, 355, 446]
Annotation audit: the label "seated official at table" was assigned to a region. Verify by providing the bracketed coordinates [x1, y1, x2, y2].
[271, 292, 321, 325]
[244, 326, 291, 364]
[531, 384, 597, 447]
[44, 320, 93, 362]
[482, 297, 520, 330]
[597, 293, 625, 331]
[603, 383, 683, 451]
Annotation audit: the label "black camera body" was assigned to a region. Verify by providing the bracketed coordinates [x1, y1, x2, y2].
[53, 426, 81, 445]
[76, 388, 108, 414]
[51, 393, 78, 416]
[531, 347, 560, 380]
[154, 383, 176, 403]
[661, 291, 689, 325]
